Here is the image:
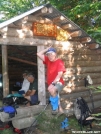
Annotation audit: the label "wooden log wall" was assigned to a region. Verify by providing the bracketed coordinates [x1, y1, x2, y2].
[53, 42, 101, 115]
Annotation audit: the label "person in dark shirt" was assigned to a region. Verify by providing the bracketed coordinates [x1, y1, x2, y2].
[24, 73, 38, 105]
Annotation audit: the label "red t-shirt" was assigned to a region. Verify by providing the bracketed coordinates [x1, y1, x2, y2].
[43, 56, 66, 85]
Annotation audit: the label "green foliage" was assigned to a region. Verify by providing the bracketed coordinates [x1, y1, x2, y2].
[0, 129, 13, 134]
[49, 0, 101, 45]
[0, 0, 101, 45]
[0, 0, 45, 22]
[88, 85, 101, 93]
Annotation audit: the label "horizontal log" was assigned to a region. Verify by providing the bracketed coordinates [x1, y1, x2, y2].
[52, 16, 64, 22]
[63, 99, 101, 116]
[56, 44, 100, 55]
[65, 66, 101, 75]
[85, 43, 99, 49]
[0, 105, 45, 122]
[65, 60, 101, 67]
[0, 36, 69, 46]
[1, 26, 82, 39]
[61, 91, 101, 108]
[62, 83, 101, 94]
[80, 37, 92, 43]
[73, 49, 98, 55]
[61, 23, 76, 30]
[57, 42, 101, 53]
[64, 78, 101, 88]
[69, 30, 82, 37]
[8, 17, 52, 29]
[60, 54, 101, 61]
[63, 73, 101, 82]
[0, 54, 37, 66]
[13, 16, 40, 24]
[69, 36, 93, 43]
[0, 27, 33, 38]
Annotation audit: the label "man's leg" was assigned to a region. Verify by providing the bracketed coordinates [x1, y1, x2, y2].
[57, 92, 64, 113]
[24, 96, 31, 106]
[48, 82, 64, 114]
[56, 82, 64, 113]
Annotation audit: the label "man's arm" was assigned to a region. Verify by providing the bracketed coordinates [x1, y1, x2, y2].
[29, 90, 36, 96]
[52, 71, 63, 84]
[37, 46, 51, 61]
[24, 90, 31, 96]
[24, 89, 36, 96]
[19, 79, 30, 92]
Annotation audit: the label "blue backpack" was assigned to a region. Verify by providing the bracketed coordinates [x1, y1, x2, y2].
[0, 106, 17, 118]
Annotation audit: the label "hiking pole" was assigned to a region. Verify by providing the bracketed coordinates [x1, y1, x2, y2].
[89, 88, 94, 112]
[25, 101, 50, 134]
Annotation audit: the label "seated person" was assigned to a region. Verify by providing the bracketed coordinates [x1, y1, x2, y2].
[18, 70, 30, 95]
[24, 72, 38, 105]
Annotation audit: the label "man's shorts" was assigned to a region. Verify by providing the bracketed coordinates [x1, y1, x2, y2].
[55, 82, 64, 93]
[18, 90, 25, 95]
[30, 94, 38, 105]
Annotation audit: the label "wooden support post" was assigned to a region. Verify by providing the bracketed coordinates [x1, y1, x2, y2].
[37, 46, 46, 105]
[2, 45, 9, 97]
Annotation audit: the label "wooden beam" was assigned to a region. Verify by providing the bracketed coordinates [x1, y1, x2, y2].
[61, 23, 76, 30]
[0, 54, 37, 66]
[53, 16, 66, 23]
[65, 66, 101, 75]
[84, 43, 99, 49]
[37, 46, 46, 105]
[0, 27, 33, 38]
[1, 45, 9, 97]
[68, 36, 89, 41]
[69, 30, 82, 37]
[0, 36, 68, 46]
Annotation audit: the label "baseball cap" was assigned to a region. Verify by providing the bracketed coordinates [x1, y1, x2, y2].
[46, 48, 56, 54]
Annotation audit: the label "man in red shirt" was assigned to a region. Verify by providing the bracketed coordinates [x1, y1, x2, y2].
[37, 46, 66, 114]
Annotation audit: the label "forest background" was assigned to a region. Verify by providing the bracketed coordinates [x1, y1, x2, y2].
[0, 0, 101, 46]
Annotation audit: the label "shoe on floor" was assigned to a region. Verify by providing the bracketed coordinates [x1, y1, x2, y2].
[52, 109, 58, 115]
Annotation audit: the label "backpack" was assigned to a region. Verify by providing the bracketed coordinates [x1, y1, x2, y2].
[3, 94, 29, 106]
[74, 97, 93, 130]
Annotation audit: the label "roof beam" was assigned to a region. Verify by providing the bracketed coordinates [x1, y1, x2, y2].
[0, 54, 37, 66]
[0, 36, 69, 46]
[83, 43, 99, 49]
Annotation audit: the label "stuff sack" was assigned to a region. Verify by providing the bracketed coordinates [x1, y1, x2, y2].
[0, 106, 17, 118]
[74, 97, 93, 130]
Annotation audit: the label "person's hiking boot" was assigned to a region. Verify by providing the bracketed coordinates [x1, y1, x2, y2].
[52, 109, 58, 115]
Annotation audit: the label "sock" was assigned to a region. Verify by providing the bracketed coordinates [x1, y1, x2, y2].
[49, 95, 59, 110]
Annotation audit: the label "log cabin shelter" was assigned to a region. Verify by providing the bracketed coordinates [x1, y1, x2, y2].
[0, 3, 101, 114]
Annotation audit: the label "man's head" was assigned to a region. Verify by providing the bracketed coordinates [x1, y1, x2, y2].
[26, 72, 35, 83]
[46, 48, 57, 61]
[22, 70, 29, 78]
